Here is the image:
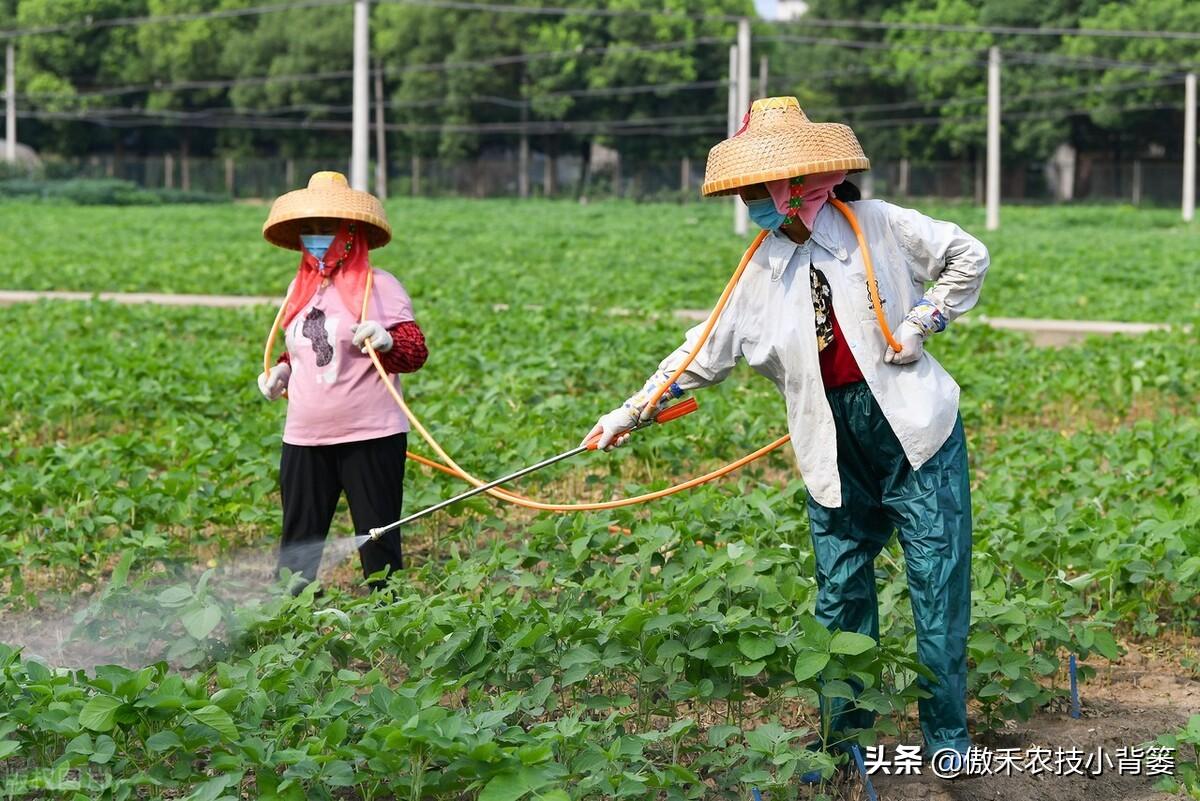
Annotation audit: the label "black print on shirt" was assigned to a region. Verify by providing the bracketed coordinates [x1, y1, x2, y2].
[810, 267, 834, 352]
[302, 308, 334, 366]
[865, 279, 887, 311]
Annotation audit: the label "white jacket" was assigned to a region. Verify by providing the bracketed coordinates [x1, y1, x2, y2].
[648, 199, 990, 508]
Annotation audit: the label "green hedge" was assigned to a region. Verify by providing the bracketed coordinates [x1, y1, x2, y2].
[0, 178, 224, 205]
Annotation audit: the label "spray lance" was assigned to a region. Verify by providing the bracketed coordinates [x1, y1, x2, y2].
[263, 201, 896, 528]
[363, 397, 699, 542]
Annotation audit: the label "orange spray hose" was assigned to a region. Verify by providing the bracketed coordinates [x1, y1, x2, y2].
[831, 198, 903, 353]
[262, 201, 897, 514]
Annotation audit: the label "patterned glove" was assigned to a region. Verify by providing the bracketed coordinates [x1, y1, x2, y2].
[885, 298, 946, 365]
[582, 371, 686, 450]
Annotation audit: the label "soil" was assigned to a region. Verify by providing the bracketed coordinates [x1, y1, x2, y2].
[4, 550, 1195, 801]
[854, 640, 1200, 801]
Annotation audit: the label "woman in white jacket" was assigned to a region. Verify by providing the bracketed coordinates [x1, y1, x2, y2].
[585, 97, 988, 766]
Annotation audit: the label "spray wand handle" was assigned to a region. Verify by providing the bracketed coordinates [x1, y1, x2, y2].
[584, 397, 699, 451]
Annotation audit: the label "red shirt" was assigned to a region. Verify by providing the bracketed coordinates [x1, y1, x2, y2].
[819, 308, 865, 389]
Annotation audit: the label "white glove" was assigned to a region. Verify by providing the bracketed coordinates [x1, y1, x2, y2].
[351, 321, 393, 354]
[581, 407, 638, 451]
[884, 320, 925, 365]
[258, 363, 291, 401]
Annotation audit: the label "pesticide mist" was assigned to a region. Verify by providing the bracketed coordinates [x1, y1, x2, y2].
[0, 535, 371, 672]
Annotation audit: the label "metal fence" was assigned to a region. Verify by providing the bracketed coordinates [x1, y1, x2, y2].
[24, 152, 1190, 206]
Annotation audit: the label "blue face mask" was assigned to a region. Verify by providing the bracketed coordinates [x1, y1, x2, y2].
[301, 234, 335, 261]
[745, 197, 788, 231]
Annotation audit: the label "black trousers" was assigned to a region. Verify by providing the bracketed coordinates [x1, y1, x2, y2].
[277, 432, 406, 590]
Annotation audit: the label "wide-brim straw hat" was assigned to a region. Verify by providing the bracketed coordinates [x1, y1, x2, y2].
[263, 171, 392, 250]
[701, 96, 869, 197]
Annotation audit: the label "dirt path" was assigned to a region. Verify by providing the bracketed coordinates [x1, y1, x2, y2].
[861, 641, 1199, 801]
[1, 290, 1187, 348]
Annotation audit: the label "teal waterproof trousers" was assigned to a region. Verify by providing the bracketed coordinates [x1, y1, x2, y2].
[806, 381, 972, 755]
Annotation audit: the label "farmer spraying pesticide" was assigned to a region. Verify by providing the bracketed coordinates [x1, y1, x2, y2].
[259, 171, 428, 591]
[584, 97, 989, 765]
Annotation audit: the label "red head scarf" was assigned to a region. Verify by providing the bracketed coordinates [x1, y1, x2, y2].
[281, 220, 371, 328]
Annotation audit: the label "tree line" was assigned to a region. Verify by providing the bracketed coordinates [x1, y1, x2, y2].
[2, 0, 1197, 169]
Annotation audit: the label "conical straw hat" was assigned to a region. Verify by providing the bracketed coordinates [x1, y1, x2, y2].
[701, 96, 869, 197]
[263, 171, 392, 250]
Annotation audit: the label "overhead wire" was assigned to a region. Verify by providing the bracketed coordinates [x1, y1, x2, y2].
[2, 0, 1197, 42]
[17, 37, 724, 101]
[0, 0, 351, 40]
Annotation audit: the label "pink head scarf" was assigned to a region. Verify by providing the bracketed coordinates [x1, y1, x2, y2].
[764, 170, 847, 231]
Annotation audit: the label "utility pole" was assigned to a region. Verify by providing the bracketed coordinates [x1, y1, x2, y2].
[5, 43, 14, 163]
[729, 16, 748, 235]
[350, 0, 370, 190]
[728, 43, 740, 234]
[373, 58, 387, 199]
[986, 46, 1001, 231]
[758, 55, 768, 100]
[734, 17, 751, 236]
[518, 81, 529, 199]
[1184, 72, 1196, 223]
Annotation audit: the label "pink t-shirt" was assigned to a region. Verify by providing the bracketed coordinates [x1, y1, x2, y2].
[282, 268, 415, 446]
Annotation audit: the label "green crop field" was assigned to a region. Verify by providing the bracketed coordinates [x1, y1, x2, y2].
[3, 200, 1200, 321]
[1, 200, 1198, 800]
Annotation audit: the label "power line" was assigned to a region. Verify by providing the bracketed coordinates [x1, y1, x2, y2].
[758, 34, 1200, 75]
[4, 0, 1197, 44]
[18, 37, 724, 100]
[814, 76, 1189, 118]
[19, 107, 726, 137]
[378, 0, 742, 23]
[26, 73, 1186, 134]
[853, 100, 1183, 130]
[0, 0, 351, 41]
[140, 79, 729, 116]
[784, 16, 1200, 43]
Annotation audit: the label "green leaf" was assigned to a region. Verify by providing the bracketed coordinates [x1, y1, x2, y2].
[79, 695, 123, 732]
[146, 730, 182, 752]
[737, 633, 776, 661]
[479, 772, 530, 801]
[191, 705, 238, 741]
[156, 586, 193, 607]
[0, 740, 22, 759]
[793, 651, 830, 682]
[90, 735, 116, 764]
[707, 724, 740, 747]
[820, 680, 856, 700]
[518, 744, 554, 766]
[181, 604, 222, 640]
[1090, 629, 1121, 661]
[109, 551, 135, 590]
[184, 773, 241, 801]
[735, 660, 765, 677]
[65, 733, 94, 755]
[829, 631, 876, 656]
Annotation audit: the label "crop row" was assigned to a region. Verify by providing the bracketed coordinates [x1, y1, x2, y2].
[1, 295, 1197, 799]
[1, 200, 1198, 321]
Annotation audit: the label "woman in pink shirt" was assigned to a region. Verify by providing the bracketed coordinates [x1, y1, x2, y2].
[259, 172, 427, 591]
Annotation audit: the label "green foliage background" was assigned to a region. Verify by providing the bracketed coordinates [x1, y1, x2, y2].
[3, 0, 1198, 169]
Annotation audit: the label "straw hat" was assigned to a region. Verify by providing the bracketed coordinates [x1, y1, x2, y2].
[701, 96, 869, 197]
[263, 171, 391, 250]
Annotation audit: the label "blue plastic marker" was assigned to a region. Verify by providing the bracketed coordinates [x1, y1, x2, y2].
[751, 789, 763, 801]
[850, 745, 879, 801]
[1069, 653, 1081, 719]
